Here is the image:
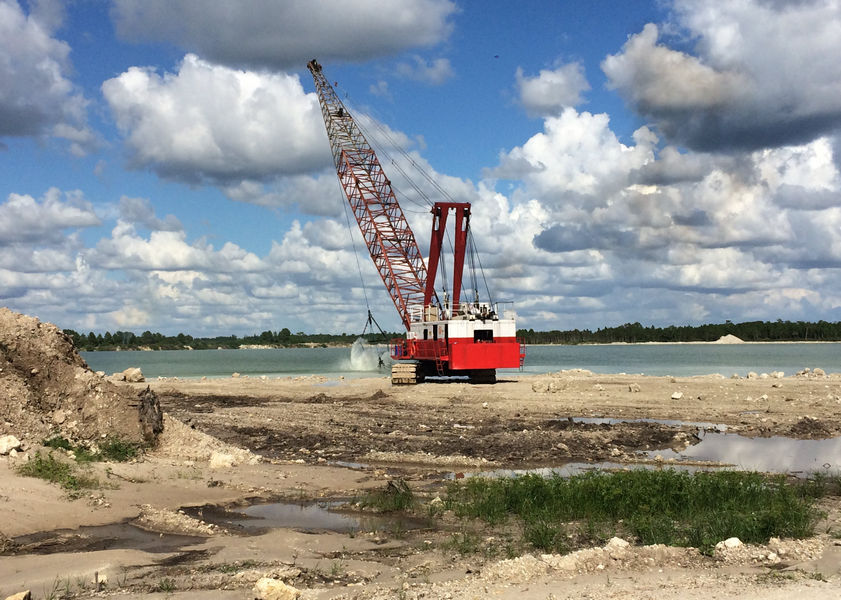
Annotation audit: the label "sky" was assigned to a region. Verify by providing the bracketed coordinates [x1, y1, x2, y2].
[2, 0, 841, 336]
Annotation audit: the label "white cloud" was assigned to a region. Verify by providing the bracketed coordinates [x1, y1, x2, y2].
[111, 0, 457, 70]
[0, 0, 93, 151]
[0, 188, 100, 244]
[102, 54, 329, 184]
[396, 56, 454, 85]
[603, 1, 841, 151]
[516, 62, 590, 117]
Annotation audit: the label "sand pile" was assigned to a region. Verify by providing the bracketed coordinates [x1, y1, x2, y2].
[0, 307, 163, 448]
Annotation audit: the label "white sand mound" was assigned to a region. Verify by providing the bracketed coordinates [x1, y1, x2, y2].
[713, 334, 745, 344]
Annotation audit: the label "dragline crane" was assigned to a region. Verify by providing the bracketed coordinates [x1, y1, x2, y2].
[307, 59, 524, 384]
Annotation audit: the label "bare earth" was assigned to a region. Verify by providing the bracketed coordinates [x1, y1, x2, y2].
[3, 370, 841, 599]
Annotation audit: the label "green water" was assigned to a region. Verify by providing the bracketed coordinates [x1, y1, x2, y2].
[81, 343, 841, 379]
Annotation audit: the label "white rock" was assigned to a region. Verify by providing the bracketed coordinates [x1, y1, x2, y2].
[628, 383, 641, 393]
[606, 537, 630, 549]
[122, 367, 144, 382]
[4, 591, 32, 600]
[209, 451, 236, 469]
[671, 391, 683, 400]
[0, 435, 21, 455]
[771, 371, 785, 379]
[253, 577, 300, 600]
[717, 537, 743, 550]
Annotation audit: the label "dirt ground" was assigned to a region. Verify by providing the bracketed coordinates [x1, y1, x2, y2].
[3, 369, 841, 599]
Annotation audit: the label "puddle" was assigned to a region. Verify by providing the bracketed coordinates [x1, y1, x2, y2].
[189, 500, 430, 534]
[562, 416, 728, 432]
[648, 430, 841, 475]
[11, 522, 203, 556]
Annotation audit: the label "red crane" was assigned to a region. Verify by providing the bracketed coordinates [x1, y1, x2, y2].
[307, 60, 524, 384]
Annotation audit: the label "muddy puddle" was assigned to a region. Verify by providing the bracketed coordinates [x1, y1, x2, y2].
[650, 430, 841, 475]
[565, 416, 728, 432]
[186, 500, 432, 534]
[9, 522, 203, 556]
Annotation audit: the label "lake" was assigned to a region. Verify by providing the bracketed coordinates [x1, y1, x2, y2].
[81, 341, 841, 380]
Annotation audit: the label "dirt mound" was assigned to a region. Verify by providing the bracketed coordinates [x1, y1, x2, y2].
[0, 307, 163, 448]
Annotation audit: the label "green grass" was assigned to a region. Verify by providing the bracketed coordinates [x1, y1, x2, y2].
[360, 478, 416, 512]
[444, 469, 820, 554]
[44, 436, 139, 463]
[17, 451, 99, 493]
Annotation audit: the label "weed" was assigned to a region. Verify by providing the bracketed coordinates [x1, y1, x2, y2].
[361, 479, 415, 512]
[17, 451, 99, 493]
[42, 436, 139, 463]
[156, 577, 176, 592]
[330, 559, 346, 578]
[445, 469, 819, 554]
[443, 530, 482, 555]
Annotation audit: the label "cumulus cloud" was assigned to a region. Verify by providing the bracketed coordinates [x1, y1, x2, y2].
[111, 0, 457, 70]
[516, 62, 590, 117]
[395, 56, 454, 85]
[0, 188, 100, 244]
[0, 0, 94, 152]
[102, 54, 329, 185]
[603, 1, 841, 151]
[119, 196, 183, 231]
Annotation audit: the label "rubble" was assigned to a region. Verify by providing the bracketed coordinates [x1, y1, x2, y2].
[0, 308, 163, 449]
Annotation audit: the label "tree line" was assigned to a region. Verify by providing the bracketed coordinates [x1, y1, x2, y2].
[64, 319, 841, 351]
[516, 320, 841, 345]
[63, 328, 397, 351]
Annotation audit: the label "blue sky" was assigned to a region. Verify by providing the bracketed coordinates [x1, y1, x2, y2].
[2, 0, 841, 336]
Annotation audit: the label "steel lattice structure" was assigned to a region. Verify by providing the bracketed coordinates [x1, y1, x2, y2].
[307, 59, 434, 330]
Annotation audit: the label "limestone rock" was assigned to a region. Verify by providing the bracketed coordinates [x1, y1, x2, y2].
[4, 591, 32, 600]
[670, 391, 683, 400]
[122, 367, 144, 383]
[628, 383, 641, 392]
[254, 577, 300, 600]
[0, 435, 21, 455]
[209, 451, 236, 469]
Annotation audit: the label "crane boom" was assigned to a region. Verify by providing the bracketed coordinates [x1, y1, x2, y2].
[307, 59, 433, 330]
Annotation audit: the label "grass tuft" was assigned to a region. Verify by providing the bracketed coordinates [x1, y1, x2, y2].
[361, 478, 415, 512]
[17, 451, 99, 493]
[444, 469, 819, 554]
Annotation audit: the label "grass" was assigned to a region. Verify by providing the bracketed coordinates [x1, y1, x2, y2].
[16, 451, 99, 494]
[360, 478, 416, 512]
[44, 436, 140, 462]
[444, 469, 820, 555]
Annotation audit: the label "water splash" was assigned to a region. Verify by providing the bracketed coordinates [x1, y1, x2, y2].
[347, 337, 389, 371]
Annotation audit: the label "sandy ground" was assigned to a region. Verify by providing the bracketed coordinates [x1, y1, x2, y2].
[3, 370, 841, 599]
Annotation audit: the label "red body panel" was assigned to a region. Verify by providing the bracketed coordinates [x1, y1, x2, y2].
[390, 336, 524, 371]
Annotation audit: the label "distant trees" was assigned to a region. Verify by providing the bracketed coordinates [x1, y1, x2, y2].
[63, 327, 395, 351]
[515, 319, 841, 345]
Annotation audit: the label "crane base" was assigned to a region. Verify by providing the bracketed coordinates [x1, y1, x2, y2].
[391, 362, 424, 385]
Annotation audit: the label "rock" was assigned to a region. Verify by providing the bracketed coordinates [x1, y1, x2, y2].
[0, 435, 21, 455]
[122, 367, 144, 383]
[209, 451, 236, 469]
[4, 591, 31, 600]
[671, 391, 683, 400]
[747, 372, 758, 379]
[813, 368, 826, 377]
[716, 537, 743, 550]
[628, 383, 641, 392]
[253, 577, 300, 600]
[232, 372, 241, 378]
[531, 381, 548, 393]
[771, 371, 785, 379]
[52, 409, 66, 425]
